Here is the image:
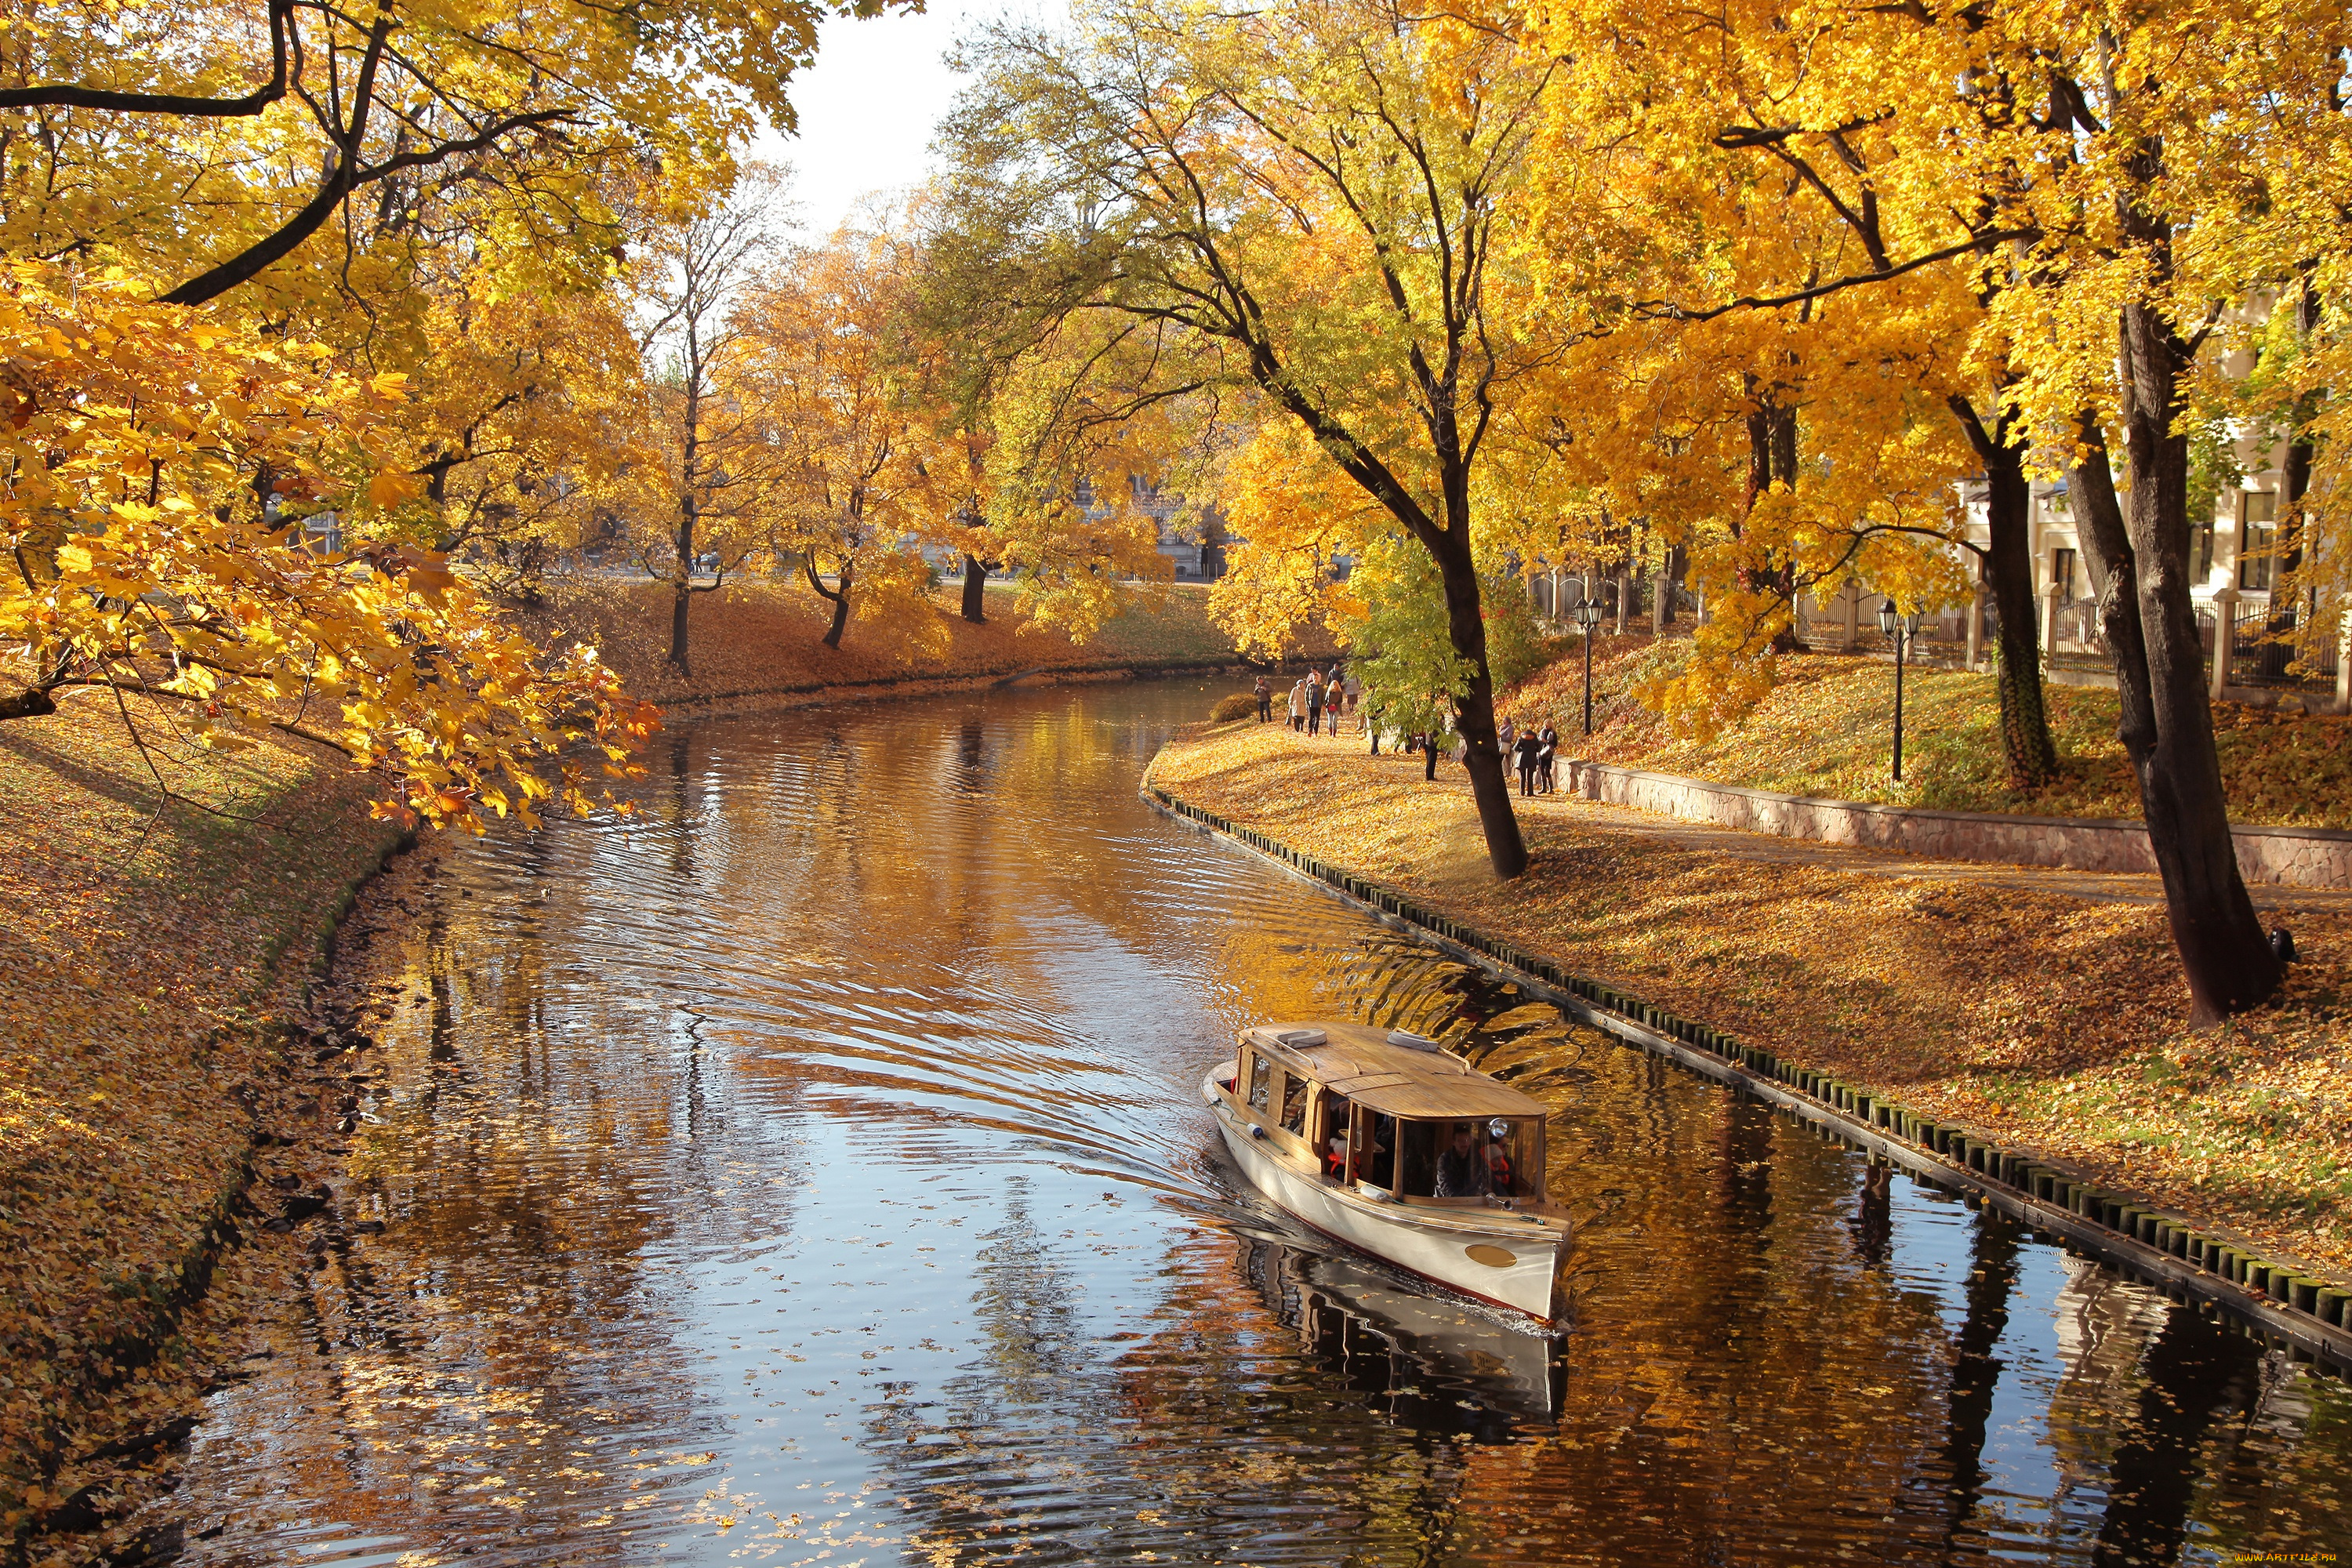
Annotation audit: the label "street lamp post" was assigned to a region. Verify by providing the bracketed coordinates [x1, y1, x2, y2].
[1876, 601, 1926, 781]
[1571, 595, 1605, 735]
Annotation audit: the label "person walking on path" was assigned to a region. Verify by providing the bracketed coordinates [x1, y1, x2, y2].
[1305, 670, 1325, 735]
[1497, 713, 1517, 755]
[1537, 721, 1559, 793]
[1254, 674, 1272, 723]
[1345, 670, 1363, 723]
[1287, 678, 1307, 731]
[1513, 725, 1542, 797]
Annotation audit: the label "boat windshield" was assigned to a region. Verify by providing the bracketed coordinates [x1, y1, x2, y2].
[1391, 1117, 1541, 1202]
[1247, 1053, 1274, 1114]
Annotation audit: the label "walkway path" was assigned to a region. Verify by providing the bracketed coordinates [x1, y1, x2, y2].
[1324, 731, 2352, 914]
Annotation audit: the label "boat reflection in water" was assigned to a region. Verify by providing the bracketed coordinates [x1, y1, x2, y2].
[1244, 1237, 1568, 1440]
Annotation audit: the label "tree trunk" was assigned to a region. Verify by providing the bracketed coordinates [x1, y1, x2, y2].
[1948, 393, 2060, 786]
[960, 554, 989, 623]
[1429, 523, 1529, 880]
[806, 555, 855, 650]
[1980, 438, 2059, 787]
[2075, 368, 2280, 1024]
[2270, 280, 2321, 643]
[669, 366, 702, 676]
[0, 685, 58, 720]
[1739, 402, 1802, 651]
[666, 492, 696, 677]
[824, 568, 853, 648]
[668, 583, 692, 677]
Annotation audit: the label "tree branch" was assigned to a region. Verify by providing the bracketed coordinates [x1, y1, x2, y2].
[0, 0, 295, 117]
[1632, 231, 2035, 321]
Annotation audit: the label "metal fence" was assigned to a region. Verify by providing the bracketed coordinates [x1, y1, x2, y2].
[2229, 605, 2340, 693]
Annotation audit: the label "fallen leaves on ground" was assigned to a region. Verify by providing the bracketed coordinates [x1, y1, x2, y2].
[1153, 721, 2352, 1280]
[0, 688, 400, 1555]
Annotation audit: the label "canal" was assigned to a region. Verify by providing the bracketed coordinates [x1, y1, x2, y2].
[170, 678, 2351, 1566]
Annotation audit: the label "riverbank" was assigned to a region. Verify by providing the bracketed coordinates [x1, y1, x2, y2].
[0, 690, 401, 1555]
[1507, 642, 2352, 826]
[1148, 721, 2352, 1281]
[524, 575, 1334, 714]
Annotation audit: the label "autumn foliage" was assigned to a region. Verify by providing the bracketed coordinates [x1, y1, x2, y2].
[0, 267, 655, 831]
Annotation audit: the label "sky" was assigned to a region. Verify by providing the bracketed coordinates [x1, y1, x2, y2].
[750, 0, 1036, 238]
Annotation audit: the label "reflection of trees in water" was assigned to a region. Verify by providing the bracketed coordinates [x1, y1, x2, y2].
[1918, 1205, 2022, 1555]
[185, 839, 804, 1560]
[2089, 1310, 2258, 1566]
[1439, 1048, 1958, 1562]
[2031, 1259, 2352, 1561]
[877, 1189, 1472, 1566]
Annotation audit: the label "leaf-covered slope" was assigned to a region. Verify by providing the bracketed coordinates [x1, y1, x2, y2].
[1504, 643, 2352, 829]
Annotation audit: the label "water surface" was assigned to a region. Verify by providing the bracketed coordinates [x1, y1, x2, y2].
[170, 680, 2352, 1566]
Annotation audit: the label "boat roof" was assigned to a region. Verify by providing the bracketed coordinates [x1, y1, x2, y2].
[1239, 1022, 1548, 1120]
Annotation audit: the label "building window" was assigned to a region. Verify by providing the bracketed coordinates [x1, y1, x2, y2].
[2051, 547, 2077, 604]
[2239, 491, 2278, 592]
[2194, 518, 2216, 578]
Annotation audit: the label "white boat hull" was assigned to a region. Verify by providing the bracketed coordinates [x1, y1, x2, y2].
[1203, 1071, 1566, 1324]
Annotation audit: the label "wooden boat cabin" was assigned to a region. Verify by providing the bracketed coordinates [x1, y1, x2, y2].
[1215, 1022, 1552, 1211]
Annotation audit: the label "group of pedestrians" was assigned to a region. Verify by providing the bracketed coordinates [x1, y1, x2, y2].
[1254, 666, 1360, 735]
[1499, 715, 1560, 797]
[1247, 670, 1557, 798]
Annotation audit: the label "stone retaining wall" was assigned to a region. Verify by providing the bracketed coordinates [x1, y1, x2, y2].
[1559, 760, 2352, 891]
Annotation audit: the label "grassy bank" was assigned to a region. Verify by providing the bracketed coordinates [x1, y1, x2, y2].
[0, 692, 401, 1550]
[524, 575, 1330, 708]
[1150, 720, 2352, 1279]
[1504, 641, 2352, 827]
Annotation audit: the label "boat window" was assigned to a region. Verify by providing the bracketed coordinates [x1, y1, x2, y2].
[1432, 1120, 1496, 1198]
[1482, 1118, 1541, 1200]
[1394, 1120, 1439, 1198]
[1365, 1113, 1396, 1189]
[1322, 1094, 1354, 1178]
[1279, 1072, 1310, 1137]
[1247, 1053, 1274, 1115]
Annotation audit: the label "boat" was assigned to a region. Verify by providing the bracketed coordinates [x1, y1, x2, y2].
[1202, 1021, 1570, 1325]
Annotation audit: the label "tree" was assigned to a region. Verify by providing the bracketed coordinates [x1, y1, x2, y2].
[0, 264, 651, 827]
[1517, 0, 2343, 1018]
[384, 259, 644, 601]
[1955, 2, 2351, 1021]
[739, 223, 942, 652]
[0, 0, 880, 309]
[936, 0, 1560, 877]
[624, 172, 782, 675]
[1345, 532, 1546, 765]
[1506, 112, 1979, 736]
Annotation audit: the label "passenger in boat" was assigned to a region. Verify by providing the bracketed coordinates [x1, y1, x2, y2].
[1433, 1123, 1493, 1198]
[1483, 1133, 1515, 1195]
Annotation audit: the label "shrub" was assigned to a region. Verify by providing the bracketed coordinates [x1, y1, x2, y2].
[1210, 691, 1259, 723]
